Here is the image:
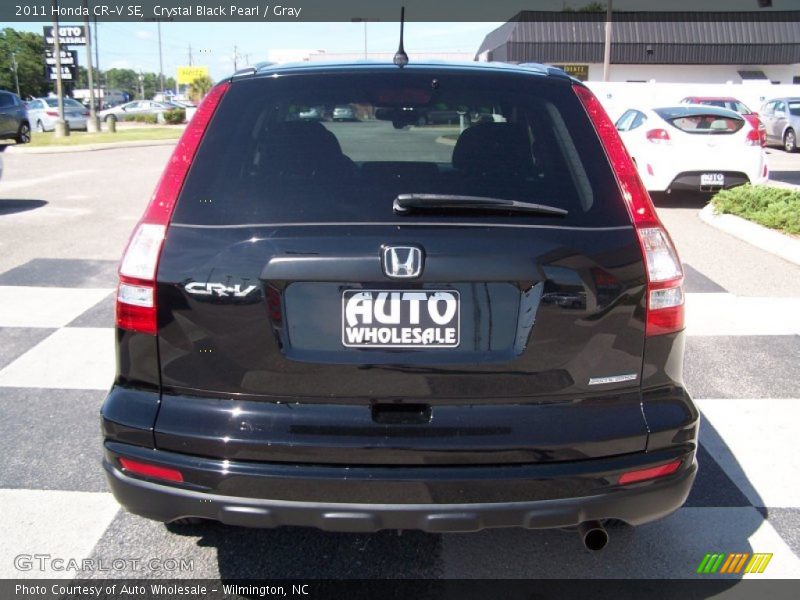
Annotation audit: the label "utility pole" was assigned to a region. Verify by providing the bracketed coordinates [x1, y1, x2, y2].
[602, 0, 613, 82]
[351, 18, 378, 59]
[93, 14, 101, 107]
[10, 52, 20, 97]
[138, 71, 144, 99]
[51, 0, 68, 137]
[188, 43, 193, 66]
[157, 21, 164, 93]
[82, 0, 99, 132]
[233, 45, 238, 71]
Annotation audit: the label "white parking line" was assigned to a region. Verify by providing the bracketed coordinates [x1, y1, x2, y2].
[0, 286, 112, 328]
[0, 327, 115, 390]
[0, 170, 97, 192]
[697, 399, 800, 508]
[0, 489, 118, 579]
[685, 293, 800, 336]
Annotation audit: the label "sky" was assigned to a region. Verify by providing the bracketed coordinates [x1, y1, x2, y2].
[6, 21, 502, 82]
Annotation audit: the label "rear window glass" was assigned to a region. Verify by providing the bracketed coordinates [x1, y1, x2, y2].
[655, 108, 744, 134]
[789, 102, 800, 117]
[173, 69, 630, 228]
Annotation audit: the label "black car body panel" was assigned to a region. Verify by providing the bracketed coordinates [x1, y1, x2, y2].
[102, 62, 697, 532]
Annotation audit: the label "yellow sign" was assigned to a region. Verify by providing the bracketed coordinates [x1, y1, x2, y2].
[553, 64, 589, 81]
[177, 66, 209, 85]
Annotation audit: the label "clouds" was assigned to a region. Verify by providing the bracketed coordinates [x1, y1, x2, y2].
[134, 30, 154, 40]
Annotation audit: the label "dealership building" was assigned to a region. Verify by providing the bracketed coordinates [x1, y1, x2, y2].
[475, 11, 800, 84]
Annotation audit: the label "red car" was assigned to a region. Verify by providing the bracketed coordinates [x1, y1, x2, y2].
[680, 96, 766, 146]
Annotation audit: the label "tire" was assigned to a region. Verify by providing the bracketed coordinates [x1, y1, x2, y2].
[36, 120, 46, 133]
[15, 122, 31, 144]
[784, 129, 797, 153]
[105, 114, 117, 124]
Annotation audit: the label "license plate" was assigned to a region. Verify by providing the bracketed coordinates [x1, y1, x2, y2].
[342, 290, 460, 348]
[700, 173, 724, 186]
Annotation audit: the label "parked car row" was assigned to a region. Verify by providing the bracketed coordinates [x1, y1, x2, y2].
[27, 97, 89, 132]
[0, 90, 31, 144]
[760, 97, 800, 153]
[98, 100, 184, 123]
[616, 103, 767, 194]
[614, 93, 800, 195]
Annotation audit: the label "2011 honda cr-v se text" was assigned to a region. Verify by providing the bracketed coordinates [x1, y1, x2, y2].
[101, 60, 698, 550]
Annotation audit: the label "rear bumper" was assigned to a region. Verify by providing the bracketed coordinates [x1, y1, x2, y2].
[104, 442, 697, 532]
[668, 171, 751, 193]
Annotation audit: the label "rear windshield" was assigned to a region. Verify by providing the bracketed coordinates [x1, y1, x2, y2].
[173, 69, 630, 228]
[655, 107, 744, 134]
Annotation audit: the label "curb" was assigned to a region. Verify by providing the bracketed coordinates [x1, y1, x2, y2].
[6, 138, 179, 155]
[699, 203, 800, 267]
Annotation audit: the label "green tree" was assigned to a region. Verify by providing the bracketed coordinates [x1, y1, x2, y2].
[103, 68, 140, 98]
[187, 75, 213, 103]
[0, 27, 49, 98]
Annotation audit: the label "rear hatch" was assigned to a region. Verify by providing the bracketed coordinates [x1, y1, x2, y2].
[153, 68, 651, 464]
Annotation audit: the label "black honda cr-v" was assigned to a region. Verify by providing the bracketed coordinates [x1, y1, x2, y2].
[102, 61, 697, 550]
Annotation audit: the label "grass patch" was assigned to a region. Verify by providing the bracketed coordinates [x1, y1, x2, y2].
[711, 184, 800, 235]
[27, 127, 182, 147]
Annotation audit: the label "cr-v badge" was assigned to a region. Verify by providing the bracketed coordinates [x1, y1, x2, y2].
[185, 282, 257, 297]
[382, 246, 423, 279]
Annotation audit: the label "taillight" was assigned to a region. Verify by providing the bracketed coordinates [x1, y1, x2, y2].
[119, 457, 183, 483]
[573, 85, 684, 337]
[618, 459, 681, 485]
[45, 110, 59, 117]
[745, 128, 761, 146]
[645, 128, 671, 144]
[116, 83, 230, 335]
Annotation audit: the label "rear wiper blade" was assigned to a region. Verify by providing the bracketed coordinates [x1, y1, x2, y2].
[393, 194, 568, 217]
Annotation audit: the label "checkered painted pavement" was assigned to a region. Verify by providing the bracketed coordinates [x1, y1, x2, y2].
[0, 257, 798, 580]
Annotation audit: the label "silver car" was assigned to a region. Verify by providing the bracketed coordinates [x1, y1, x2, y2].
[27, 97, 88, 132]
[760, 97, 800, 153]
[98, 100, 179, 123]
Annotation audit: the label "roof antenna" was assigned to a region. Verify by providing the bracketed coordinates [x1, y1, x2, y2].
[393, 7, 409, 68]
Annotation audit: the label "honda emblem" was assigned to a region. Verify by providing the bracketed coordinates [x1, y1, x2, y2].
[382, 246, 423, 279]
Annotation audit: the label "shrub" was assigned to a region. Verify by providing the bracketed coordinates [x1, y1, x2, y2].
[711, 184, 800, 235]
[163, 108, 186, 124]
[122, 113, 158, 124]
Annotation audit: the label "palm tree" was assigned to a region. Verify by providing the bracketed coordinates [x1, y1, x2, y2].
[187, 75, 214, 103]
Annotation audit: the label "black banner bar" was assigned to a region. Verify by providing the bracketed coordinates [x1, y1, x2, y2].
[3, 579, 800, 600]
[4, 1, 800, 22]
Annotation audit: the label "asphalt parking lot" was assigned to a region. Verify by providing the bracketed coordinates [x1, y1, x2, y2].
[0, 140, 799, 580]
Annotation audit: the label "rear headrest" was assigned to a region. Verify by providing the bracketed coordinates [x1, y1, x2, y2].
[452, 123, 534, 176]
[261, 120, 344, 160]
[257, 120, 349, 180]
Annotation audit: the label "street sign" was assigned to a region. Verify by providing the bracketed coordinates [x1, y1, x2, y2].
[177, 66, 209, 85]
[45, 49, 78, 67]
[43, 25, 87, 46]
[45, 64, 78, 81]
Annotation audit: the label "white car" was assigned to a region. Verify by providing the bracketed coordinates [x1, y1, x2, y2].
[615, 105, 767, 193]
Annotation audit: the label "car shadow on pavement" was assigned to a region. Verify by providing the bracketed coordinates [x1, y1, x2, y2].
[156, 415, 769, 593]
[0, 199, 47, 216]
[651, 191, 712, 210]
[769, 171, 800, 186]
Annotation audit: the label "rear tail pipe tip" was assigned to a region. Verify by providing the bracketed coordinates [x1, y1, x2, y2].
[578, 520, 609, 551]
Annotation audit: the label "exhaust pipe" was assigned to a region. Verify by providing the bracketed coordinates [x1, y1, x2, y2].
[578, 520, 609, 551]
